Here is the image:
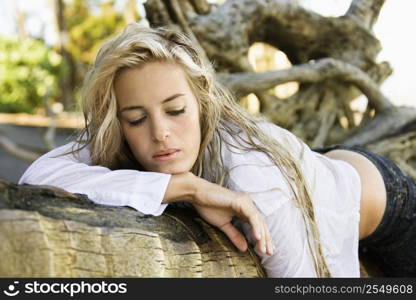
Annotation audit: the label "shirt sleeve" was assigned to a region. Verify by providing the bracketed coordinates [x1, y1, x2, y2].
[18, 142, 170, 216]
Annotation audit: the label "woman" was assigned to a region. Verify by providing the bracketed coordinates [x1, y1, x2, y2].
[19, 24, 415, 277]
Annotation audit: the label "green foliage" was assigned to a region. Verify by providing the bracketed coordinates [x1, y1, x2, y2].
[0, 0, 139, 113]
[60, 0, 140, 109]
[0, 37, 65, 113]
[66, 0, 139, 66]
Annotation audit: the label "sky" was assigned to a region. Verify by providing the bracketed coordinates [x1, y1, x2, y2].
[0, 0, 414, 107]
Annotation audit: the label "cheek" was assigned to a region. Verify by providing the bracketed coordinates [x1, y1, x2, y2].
[122, 127, 147, 156]
[186, 114, 201, 149]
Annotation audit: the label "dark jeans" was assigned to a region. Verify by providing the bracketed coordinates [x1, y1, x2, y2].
[312, 144, 416, 277]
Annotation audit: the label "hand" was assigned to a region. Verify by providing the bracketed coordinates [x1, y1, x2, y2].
[193, 179, 274, 256]
[230, 194, 274, 256]
[193, 204, 249, 252]
[163, 173, 273, 255]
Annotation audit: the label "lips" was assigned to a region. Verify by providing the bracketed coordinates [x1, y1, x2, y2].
[153, 149, 179, 157]
[152, 149, 180, 162]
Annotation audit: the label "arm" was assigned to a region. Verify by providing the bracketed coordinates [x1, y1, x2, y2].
[19, 142, 170, 216]
[19, 142, 272, 253]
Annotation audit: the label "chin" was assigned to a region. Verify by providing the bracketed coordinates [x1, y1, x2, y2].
[163, 168, 190, 175]
[153, 164, 191, 175]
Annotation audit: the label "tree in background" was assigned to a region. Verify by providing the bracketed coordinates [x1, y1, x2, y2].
[0, 0, 141, 165]
[0, 0, 139, 114]
[55, 0, 75, 111]
[66, 0, 139, 67]
[0, 37, 64, 113]
[55, 0, 139, 110]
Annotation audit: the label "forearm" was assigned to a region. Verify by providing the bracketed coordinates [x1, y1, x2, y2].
[162, 172, 199, 204]
[19, 142, 171, 216]
[163, 172, 236, 207]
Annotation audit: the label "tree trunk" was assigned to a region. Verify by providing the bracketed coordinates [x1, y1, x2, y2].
[0, 180, 381, 277]
[54, 0, 76, 111]
[0, 180, 264, 277]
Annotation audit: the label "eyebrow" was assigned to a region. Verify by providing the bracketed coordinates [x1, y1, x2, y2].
[119, 93, 185, 113]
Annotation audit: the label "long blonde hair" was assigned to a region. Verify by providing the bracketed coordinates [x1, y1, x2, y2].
[75, 23, 331, 277]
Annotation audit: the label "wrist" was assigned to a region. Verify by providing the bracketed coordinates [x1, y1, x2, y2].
[162, 172, 199, 204]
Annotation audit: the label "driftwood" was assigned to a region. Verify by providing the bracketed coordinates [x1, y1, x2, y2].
[144, 0, 416, 157]
[0, 180, 264, 277]
[0, 179, 381, 278]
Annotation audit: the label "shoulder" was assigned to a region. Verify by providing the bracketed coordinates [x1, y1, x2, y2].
[257, 121, 308, 159]
[218, 120, 307, 165]
[217, 121, 295, 216]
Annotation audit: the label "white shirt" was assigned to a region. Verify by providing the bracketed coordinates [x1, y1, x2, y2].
[222, 122, 361, 277]
[19, 122, 361, 277]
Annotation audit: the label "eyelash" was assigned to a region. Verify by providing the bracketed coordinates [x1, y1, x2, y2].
[128, 108, 186, 126]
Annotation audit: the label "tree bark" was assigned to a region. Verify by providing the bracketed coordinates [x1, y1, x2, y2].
[0, 180, 264, 277]
[54, 0, 76, 111]
[0, 180, 379, 277]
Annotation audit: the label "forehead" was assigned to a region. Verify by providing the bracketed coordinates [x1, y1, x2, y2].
[114, 61, 192, 106]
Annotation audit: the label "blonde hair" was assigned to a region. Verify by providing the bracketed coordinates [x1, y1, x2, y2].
[75, 23, 331, 277]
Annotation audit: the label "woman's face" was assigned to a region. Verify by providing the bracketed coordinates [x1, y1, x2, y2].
[115, 61, 201, 174]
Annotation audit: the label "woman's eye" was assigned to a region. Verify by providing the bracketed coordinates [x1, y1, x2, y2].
[127, 108, 185, 126]
[129, 116, 146, 126]
[167, 108, 186, 116]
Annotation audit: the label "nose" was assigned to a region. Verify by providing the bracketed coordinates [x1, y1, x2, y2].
[151, 120, 170, 142]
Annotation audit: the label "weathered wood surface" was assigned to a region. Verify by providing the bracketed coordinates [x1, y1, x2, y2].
[0, 179, 383, 277]
[0, 180, 264, 277]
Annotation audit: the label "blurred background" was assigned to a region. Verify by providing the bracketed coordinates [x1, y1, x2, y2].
[0, 0, 415, 183]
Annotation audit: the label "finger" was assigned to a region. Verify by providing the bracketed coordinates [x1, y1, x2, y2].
[251, 214, 264, 254]
[220, 222, 248, 252]
[264, 221, 274, 256]
[246, 207, 262, 241]
[251, 214, 262, 241]
[261, 220, 274, 256]
[253, 215, 269, 255]
[237, 198, 265, 249]
[258, 219, 267, 254]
